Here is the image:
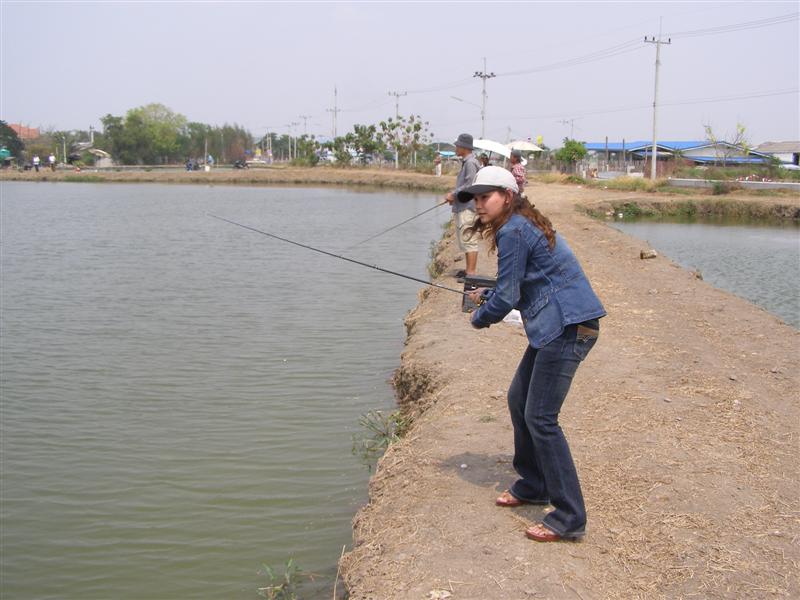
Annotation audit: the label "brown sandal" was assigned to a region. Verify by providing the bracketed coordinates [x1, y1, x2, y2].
[525, 523, 582, 542]
[495, 490, 526, 507]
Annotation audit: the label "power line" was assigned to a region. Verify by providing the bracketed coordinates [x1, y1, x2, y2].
[441, 89, 798, 125]
[667, 11, 798, 39]
[339, 95, 393, 113]
[406, 77, 474, 95]
[495, 38, 645, 78]
[316, 12, 797, 139]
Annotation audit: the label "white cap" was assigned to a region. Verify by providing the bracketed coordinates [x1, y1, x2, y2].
[457, 166, 518, 202]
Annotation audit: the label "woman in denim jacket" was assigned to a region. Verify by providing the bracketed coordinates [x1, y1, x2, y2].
[459, 166, 606, 542]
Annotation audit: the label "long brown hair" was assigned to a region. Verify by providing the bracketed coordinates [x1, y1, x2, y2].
[467, 189, 556, 252]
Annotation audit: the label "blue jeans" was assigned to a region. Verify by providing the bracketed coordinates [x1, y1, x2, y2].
[507, 320, 599, 537]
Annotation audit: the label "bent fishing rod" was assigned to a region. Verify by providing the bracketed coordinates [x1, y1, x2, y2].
[208, 213, 468, 297]
[344, 200, 449, 250]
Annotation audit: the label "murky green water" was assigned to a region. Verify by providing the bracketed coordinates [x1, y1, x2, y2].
[0, 182, 450, 598]
[611, 218, 800, 328]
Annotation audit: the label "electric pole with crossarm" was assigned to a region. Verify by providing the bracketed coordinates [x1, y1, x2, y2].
[645, 19, 672, 181]
[473, 58, 496, 139]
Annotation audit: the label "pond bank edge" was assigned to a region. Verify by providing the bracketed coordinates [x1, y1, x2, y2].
[577, 195, 800, 221]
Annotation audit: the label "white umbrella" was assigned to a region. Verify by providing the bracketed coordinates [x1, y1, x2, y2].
[508, 140, 542, 152]
[473, 139, 511, 159]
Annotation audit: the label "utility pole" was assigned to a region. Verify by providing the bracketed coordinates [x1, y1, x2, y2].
[645, 19, 671, 181]
[285, 123, 295, 161]
[291, 121, 300, 158]
[325, 85, 340, 138]
[557, 118, 576, 139]
[388, 91, 407, 170]
[473, 58, 495, 139]
[298, 115, 311, 136]
[388, 90, 407, 119]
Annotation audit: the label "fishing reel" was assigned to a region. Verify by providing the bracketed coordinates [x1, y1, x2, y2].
[461, 275, 497, 313]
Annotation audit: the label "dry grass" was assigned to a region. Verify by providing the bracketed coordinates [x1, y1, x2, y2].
[0, 165, 456, 193]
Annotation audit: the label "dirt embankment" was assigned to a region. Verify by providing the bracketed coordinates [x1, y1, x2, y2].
[577, 193, 800, 221]
[0, 166, 456, 193]
[341, 183, 799, 599]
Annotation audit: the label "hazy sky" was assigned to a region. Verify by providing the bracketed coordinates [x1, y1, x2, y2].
[2, 1, 798, 146]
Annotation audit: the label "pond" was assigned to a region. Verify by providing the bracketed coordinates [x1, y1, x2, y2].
[611, 217, 800, 328]
[0, 182, 451, 598]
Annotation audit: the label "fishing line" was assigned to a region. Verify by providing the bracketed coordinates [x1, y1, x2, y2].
[208, 213, 468, 297]
[344, 200, 449, 250]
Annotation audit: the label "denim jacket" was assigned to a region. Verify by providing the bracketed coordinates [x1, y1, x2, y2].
[471, 214, 606, 348]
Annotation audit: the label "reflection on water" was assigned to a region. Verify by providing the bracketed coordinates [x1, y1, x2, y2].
[0, 182, 451, 599]
[612, 218, 800, 327]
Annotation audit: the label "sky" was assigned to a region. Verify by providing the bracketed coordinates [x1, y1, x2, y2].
[2, 1, 798, 147]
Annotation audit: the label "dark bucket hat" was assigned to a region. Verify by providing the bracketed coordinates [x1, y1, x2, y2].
[454, 133, 474, 150]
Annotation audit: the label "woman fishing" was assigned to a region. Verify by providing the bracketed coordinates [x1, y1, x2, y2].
[459, 166, 606, 542]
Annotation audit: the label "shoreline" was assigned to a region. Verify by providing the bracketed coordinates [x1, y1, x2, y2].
[0, 166, 456, 194]
[340, 181, 799, 598]
[4, 166, 797, 222]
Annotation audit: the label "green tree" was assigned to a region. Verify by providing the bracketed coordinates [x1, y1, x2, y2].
[0, 121, 24, 158]
[292, 135, 320, 166]
[101, 103, 188, 164]
[183, 122, 212, 159]
[344, 124, 384, 165]
[554, 138, 587, 166]
[378, 115, 434, 168]
[323, 136, 353, 166]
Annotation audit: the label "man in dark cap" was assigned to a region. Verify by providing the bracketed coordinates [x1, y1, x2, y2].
[445, 133, 481, 278]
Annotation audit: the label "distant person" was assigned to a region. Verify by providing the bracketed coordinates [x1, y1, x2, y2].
[434, 153, 442, 177]
[48, 153, 56, 171]
[461, 166, 606, 543]
[509, 150, 527, 194]
[444, 133, 481, 279]
[32, 154, 40, 172]
[479, 153, 490, 168]
[207, 154, 214, 167]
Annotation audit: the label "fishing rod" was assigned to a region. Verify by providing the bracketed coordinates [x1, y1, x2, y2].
[208, 213, 468, 297]
[344, 200, 449, 250]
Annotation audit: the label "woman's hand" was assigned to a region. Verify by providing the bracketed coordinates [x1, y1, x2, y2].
[468, 287, 488, 305]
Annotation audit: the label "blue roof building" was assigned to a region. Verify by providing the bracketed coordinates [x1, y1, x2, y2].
[583, 140, 772, 165]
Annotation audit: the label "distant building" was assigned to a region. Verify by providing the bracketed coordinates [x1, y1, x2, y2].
[754, 141, 800, 166]
[583, 140, 773, 166]
[8, 124, 40, 140]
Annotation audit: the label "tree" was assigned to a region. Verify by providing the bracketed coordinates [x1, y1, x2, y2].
[183, 122, 212, 159]
[554, 138, 587, 167]
[0, 121, 24, 157]
[345, 124, 384, 165]
[323, 136, 353, 166]
[101, 103, 188, 164]
[378, 115, 434, 168]
[703, 122, 750, 166]
[293, 135, 320, 166]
